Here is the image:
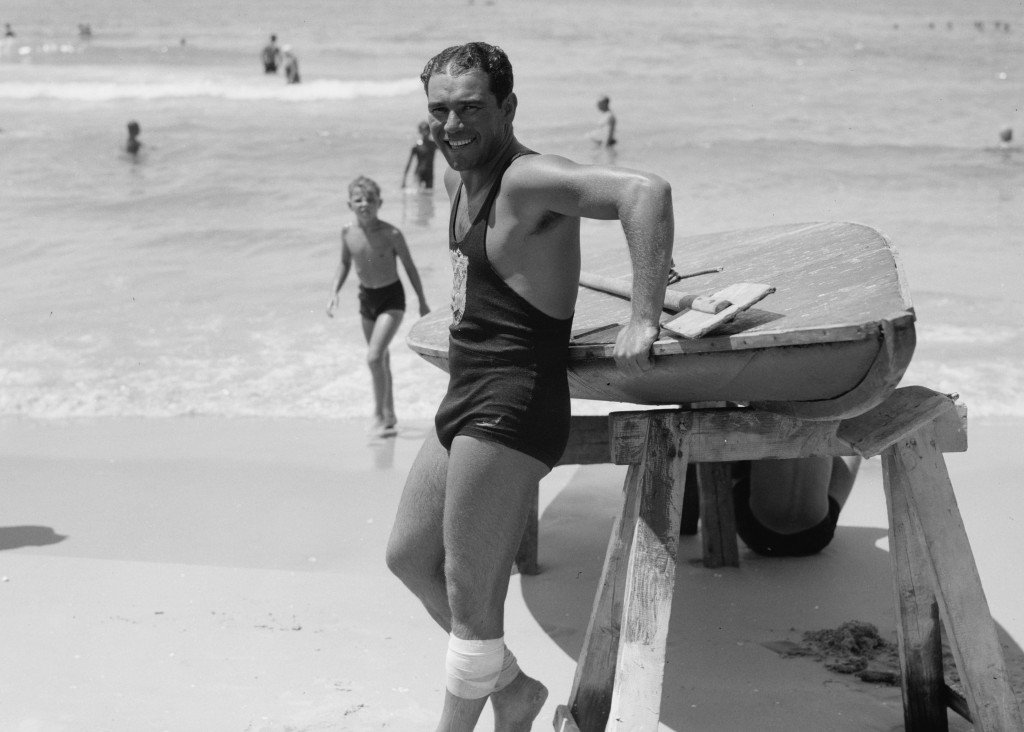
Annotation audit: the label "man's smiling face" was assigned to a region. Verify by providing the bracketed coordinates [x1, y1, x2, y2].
[426, 68, 515, 172]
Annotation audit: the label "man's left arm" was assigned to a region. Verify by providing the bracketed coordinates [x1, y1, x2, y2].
[521, 156, 674, 375]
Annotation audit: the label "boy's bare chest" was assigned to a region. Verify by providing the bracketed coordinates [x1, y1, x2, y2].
[350, 233, 394, 263]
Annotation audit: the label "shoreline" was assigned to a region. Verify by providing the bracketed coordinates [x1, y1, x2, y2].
[1, 414, 1021, 729]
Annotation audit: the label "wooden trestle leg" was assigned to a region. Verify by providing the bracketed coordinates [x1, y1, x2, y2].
[883, 423, 1023, 730]
[556, 412, 689, 732]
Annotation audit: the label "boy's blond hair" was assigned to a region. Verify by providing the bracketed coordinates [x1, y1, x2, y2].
[348, 175, 381, 200]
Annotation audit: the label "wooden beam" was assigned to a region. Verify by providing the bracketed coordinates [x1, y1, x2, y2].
[553, 705, 582, 732]
[608, 393, 966, 466]
[882, 447, 948, 730]
[514, 485, 540, 576]
[679, 464, 700, 536]
[838, 386, 960, 458]
[607, 415, 689, 730]
[565, 474, 640, 731]
[894, 424, 1024, 729]
[696, 462, 739, 568]
[610, 409, 841, 464]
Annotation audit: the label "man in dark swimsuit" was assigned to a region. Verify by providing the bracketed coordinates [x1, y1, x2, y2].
[385, 42, 674, 731]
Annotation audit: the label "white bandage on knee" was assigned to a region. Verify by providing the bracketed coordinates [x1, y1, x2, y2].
[445, 635, 505, 699]
[494, 646, 520, 693]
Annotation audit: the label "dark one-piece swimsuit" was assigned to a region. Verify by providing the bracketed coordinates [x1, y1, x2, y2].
[433, 151, 573, 469]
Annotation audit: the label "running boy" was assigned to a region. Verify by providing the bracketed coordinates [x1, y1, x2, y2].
[326, 176, 430, 435]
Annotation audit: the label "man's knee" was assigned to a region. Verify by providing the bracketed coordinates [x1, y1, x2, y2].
[385, 531, 436, 584]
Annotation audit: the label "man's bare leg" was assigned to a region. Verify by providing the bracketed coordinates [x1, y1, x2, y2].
[436, 435, 549, 731]
[386, 433, 547, 731]
[387, 432, 450, 628]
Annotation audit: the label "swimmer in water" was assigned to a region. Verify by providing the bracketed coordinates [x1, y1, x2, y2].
[126, 120, 142, 157]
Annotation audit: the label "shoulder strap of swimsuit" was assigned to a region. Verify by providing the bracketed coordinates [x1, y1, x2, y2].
[474, 150, 536, 224]
[449, 150, 537, 233]
[449, 184, 463, 239]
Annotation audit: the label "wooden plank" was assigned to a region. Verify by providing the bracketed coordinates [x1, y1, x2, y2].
[838, 386, 959, 458]
[566, 465, 643, 731]
[943, 684, 973, 723]
[882, 446, 948, 731]
[609, 409, 840, 464]
[894, 424, 1024, 729]
[679, 464, 700, 536]
[662, 282, 776, 339]
[514, 485, 540, 576]
[553, 705, 582, 732]
[696, 462, 739, 568]
[608, 402, 966, 466]
[608, 415, 689, 730]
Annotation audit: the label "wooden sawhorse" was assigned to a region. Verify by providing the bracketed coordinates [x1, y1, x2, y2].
[537, 386, 1023, 731]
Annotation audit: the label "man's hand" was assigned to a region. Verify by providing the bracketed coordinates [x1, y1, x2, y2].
[326, 295, 338, 318]
[613, 321, 660, 376]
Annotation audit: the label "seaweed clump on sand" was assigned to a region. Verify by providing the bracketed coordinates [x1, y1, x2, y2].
[784, 620, 902, 684]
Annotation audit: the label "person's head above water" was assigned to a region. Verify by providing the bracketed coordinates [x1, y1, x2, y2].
[419, 41, 514, 105]
[127, 120, 140, 137]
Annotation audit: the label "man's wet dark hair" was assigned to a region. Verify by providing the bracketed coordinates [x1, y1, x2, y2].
[420, 42, 514, 104]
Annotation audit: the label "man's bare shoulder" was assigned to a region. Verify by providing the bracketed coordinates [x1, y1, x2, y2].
[503, 153, 582, 192]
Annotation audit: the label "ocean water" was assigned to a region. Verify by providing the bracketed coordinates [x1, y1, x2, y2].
[2, 0, 1022, 422]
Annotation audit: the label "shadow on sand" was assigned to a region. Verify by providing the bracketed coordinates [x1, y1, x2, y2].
[0, 525, 67, 551]
[522, 464, 1023, 731]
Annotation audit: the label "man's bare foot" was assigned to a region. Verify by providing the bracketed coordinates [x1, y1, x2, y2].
[491, 671, 548, 732]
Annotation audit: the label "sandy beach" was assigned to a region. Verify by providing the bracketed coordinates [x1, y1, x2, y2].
[2, 414, 1021, 731]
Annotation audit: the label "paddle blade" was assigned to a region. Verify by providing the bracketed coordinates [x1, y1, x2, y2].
[663, 283, 775, 339]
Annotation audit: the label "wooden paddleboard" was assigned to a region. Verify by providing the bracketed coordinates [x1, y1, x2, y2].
[406, 222, 916, 420]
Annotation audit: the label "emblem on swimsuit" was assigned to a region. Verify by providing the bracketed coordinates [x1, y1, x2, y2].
[449, 248, 468, 326]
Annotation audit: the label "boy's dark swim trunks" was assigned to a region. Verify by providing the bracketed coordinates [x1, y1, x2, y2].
[433, 150, 573, 469]
[358, 280, 406, 321]
[732, 461, 841, 557]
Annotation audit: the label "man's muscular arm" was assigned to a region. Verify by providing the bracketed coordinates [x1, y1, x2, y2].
[513, 155, 674, 375]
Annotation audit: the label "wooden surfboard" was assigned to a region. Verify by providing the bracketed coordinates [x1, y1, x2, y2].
[406, 222, 916, 420]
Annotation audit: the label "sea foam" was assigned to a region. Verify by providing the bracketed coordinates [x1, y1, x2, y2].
[0, 77, 422, 102]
